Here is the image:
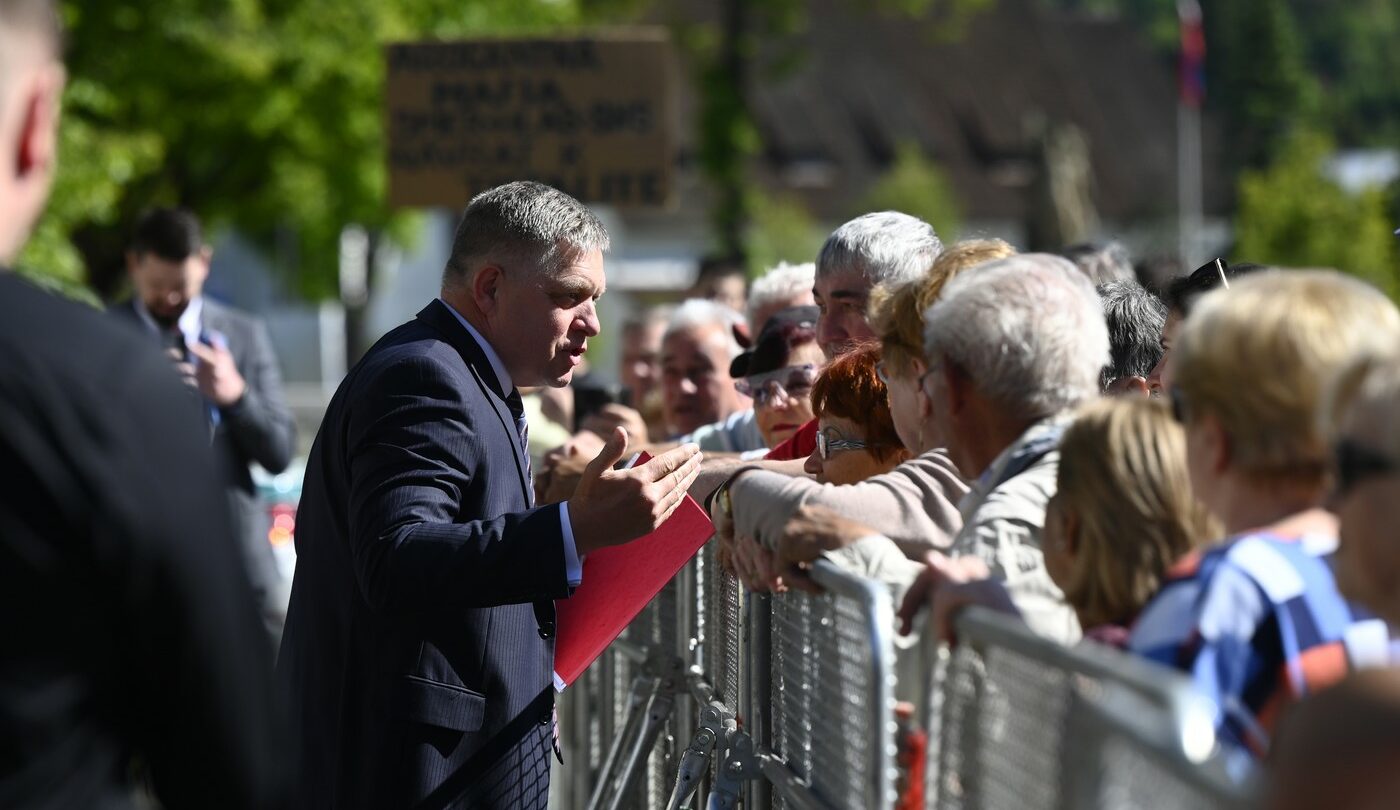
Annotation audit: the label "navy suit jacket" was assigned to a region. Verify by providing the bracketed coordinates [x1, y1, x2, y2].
[278, 300, 570, 809]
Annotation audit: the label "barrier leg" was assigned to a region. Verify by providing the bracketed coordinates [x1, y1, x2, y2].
[667, 703, 729, 810]
[603, 685, 677, 810]
[587, 675, 657, 810]
[707, 729, 761, 810]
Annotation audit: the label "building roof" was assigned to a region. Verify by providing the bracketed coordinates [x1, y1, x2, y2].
[668, 0, 1228, 222]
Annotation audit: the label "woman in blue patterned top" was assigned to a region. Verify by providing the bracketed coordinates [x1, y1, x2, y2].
[1128, 270, 1400, 758]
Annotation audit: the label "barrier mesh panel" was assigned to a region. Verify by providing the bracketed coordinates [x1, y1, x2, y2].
[936, 641, 1088, 810]
[700, 541, 743, 711]
[1092, 726, 1241, 810]
[769, 588, 881, 809]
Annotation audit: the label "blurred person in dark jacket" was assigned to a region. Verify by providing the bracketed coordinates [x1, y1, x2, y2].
[110, 207, 296, 645]
[0, 1, 290, 807]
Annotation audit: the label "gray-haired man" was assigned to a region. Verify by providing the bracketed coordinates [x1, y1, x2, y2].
[899, 253, 1110, 643]
[280, 181, 702, 809]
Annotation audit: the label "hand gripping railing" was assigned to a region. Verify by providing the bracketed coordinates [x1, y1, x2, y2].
[926, 607, 1251, 810]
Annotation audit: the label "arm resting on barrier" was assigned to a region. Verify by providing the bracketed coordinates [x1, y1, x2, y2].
[727, 448, 969, 561]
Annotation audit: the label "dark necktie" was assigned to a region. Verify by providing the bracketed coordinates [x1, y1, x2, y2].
[504, 390, 533, 504]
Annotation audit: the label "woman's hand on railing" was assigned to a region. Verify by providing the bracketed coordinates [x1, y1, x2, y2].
[775, 503, 880, 594]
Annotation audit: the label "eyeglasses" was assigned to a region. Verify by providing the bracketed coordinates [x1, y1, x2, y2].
[817, 427, 870, 460]
[735, 364, 817, 407]
[1332, 438, 1399, 498]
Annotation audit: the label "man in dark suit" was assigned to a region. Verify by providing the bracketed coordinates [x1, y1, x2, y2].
[110, 208, 296, 643]
[279, 181, 703, 809]
[0, 2, 289, 806]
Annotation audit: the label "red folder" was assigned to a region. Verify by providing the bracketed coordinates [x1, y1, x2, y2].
[553, 453, 715, 690]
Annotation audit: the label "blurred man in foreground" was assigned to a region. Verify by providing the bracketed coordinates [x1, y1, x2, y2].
[0, 1, 289, 806]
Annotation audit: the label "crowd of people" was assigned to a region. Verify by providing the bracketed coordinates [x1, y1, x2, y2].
[532, 216, 1400, 803]
[8, 0, 1400, 807]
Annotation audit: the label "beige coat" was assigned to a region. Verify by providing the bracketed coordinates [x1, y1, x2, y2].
[729, 448, 970, 560]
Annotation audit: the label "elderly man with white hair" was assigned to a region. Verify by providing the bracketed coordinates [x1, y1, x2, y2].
[891, 253, 1109, 642]
[658, 298, 760, 449]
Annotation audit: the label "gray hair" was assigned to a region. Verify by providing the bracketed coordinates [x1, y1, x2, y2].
[1059, 241, 1135, 286]
[1097, 279, 1167, 390]
[664, 298, 746, 361]
[746, 261, 815, 328]
[443, 181, 609, 287]
[816, 211, 943, 287]
[923, 253, 1110, 420]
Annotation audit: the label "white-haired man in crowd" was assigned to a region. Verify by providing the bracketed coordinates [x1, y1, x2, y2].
[657, 298, 758, 450]
[754, 212, 943, 462]
[894, 253, 1110, 641]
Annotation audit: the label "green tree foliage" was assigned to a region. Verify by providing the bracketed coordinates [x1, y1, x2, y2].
[855, 141, 962, 240]
[1208, 0, 1317, 171]
[1234, 132, 1398, 296]
[20, 0, 608, 300]
[745, 190, 826, 276]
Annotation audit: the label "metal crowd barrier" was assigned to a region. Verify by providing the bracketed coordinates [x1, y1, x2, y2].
[557, 555, 1256, 810]
[927, 607, 1251, 810]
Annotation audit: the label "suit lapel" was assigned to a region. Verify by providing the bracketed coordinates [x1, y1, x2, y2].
[415, 300, 534, 506]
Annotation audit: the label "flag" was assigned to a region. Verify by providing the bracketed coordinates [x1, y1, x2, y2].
[1178, 0, 1206, 107]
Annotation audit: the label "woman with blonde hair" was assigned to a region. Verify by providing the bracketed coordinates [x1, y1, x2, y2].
[1127, 270, 1400, 756]
[1041, 398, 1214, 645]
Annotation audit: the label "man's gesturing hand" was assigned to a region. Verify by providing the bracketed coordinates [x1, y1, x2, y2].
[567, 428, 703, 555]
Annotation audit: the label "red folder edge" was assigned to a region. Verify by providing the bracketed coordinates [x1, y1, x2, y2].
[552, 453, 714, 691]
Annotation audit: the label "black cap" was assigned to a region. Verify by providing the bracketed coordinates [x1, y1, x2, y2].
[729, 305, 820, 379]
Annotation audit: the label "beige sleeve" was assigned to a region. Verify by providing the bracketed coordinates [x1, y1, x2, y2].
[729, 450, 970, 560]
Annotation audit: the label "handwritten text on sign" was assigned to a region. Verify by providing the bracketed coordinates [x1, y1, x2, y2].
[386, 34, 674, 209]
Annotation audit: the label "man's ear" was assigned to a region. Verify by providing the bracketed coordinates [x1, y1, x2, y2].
[1121, 376, 1151, 398]
[15, 63, 64, 183]
[471, 264, 504, 314]
[125, 250, 140, 276]
[942, 357, 971, 417]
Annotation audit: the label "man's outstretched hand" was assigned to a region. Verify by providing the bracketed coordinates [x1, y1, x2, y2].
[567, 427, 703, 555]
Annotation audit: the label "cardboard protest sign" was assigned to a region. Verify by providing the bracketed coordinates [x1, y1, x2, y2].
[386, 31, 674, 209]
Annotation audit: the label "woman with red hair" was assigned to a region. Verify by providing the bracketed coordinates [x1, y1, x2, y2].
[803, 344, 910, 484]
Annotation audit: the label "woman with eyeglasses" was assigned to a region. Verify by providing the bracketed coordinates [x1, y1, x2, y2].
[802, 344, 910, 485]
[729, 306, 824, 450]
